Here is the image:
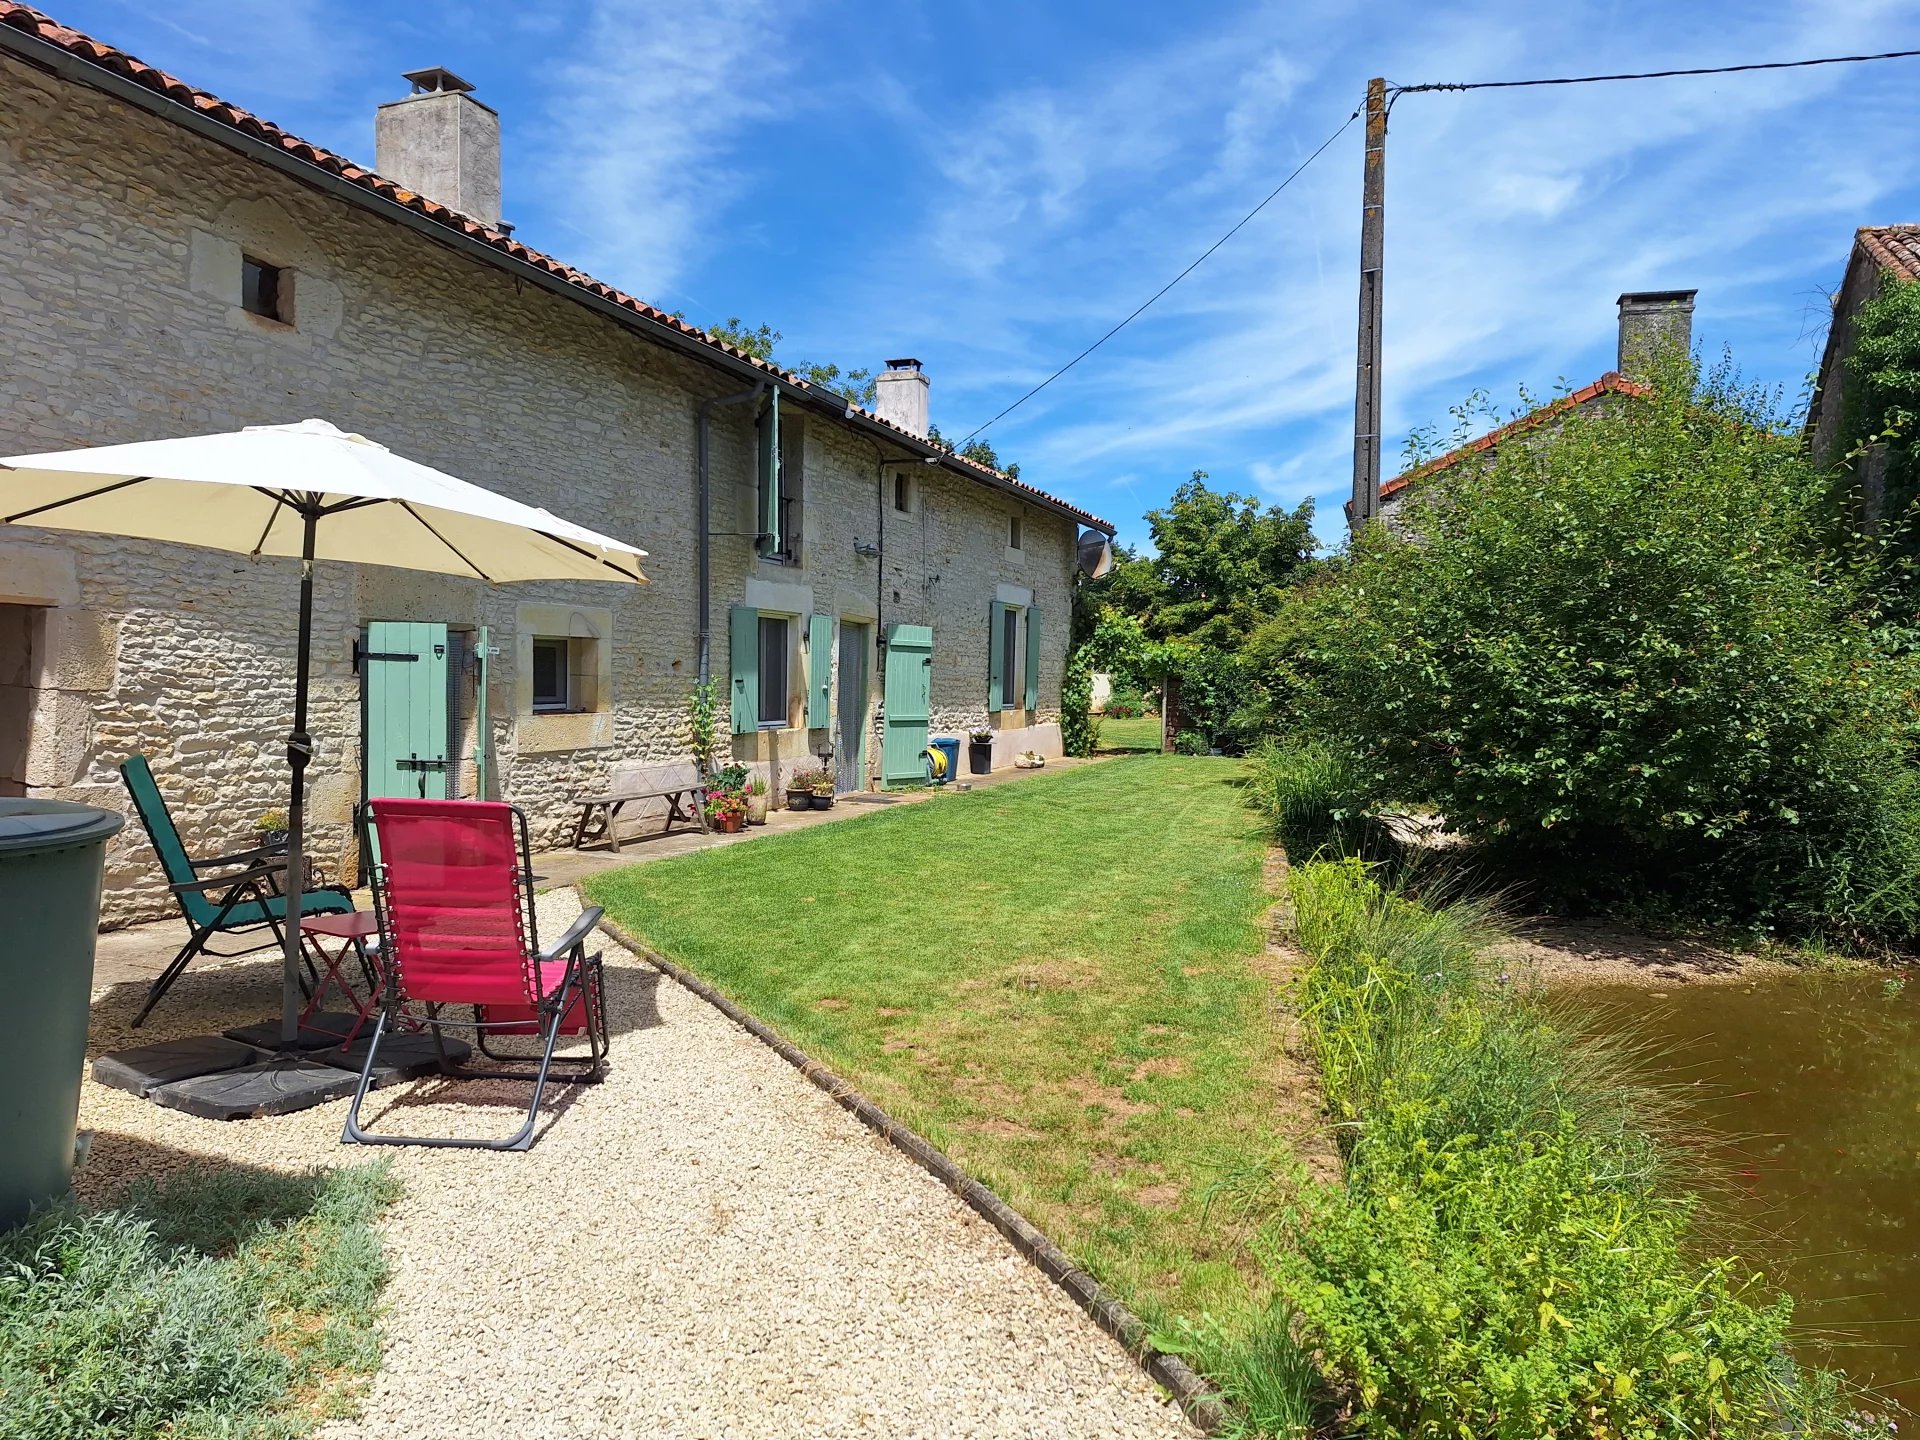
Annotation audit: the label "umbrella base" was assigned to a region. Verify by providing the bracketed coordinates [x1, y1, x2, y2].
[150, 1055, 358, 1120]
[92, 1027, 471, 1119]
[222, 1012, 368, 1052]
[93, 1035, 259, 1098]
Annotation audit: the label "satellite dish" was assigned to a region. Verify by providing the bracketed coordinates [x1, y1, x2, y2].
[1076, 528, 1114, 579]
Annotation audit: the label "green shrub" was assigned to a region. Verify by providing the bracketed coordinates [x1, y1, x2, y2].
[1061, 647, 1100, 757]
[1274, 860, 1862, 1437]
[1246, 740, 1390, 863]
[1299, 355, 1920, 940]
[1, 1162, 397, 1439]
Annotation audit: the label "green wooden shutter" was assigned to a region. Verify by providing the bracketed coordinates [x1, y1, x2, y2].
[756, 391, 781, 557]
[806, 613, 833, 729]
[363, 620, 451, 801]
[987, 600, 1007, 709]
[729, 605, 759, 734]
[1023, 607, 1041, 710]
[882, 624, 934, 786]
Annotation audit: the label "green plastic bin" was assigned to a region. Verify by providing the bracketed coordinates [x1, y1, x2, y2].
[0, 797, 124, 1227]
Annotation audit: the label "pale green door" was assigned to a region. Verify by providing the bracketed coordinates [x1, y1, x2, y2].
[362, 621, 452, 802]
[881, 624, 932, 788]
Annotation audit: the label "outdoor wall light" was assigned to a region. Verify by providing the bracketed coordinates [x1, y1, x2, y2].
[854, 541, 880, 558]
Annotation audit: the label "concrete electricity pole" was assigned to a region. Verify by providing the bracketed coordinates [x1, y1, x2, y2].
[1349, 77, 1387, 531]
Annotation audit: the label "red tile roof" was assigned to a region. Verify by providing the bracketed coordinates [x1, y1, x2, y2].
[0, 2, 1112, 532]
[1857, 224, 1920, 283]
[1378, 370, 1650, 502]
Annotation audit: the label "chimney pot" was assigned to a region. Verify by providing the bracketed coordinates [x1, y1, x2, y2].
[1616, 289, 1696, 381]
[376, 68, 502, 228]
[875, 358, 930, 438]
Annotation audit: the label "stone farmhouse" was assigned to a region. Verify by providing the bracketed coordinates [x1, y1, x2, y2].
[1364, 289, 1693, 528]
[0, 4, 1114, 923]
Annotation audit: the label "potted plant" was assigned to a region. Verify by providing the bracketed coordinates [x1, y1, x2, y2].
[785, 775, 813, 811]
[254, 809, 289, 850]
[704, 787, 748, 833]
[809, 769, 836, 809]
[967, 726, 994, 775]
[744, 776, 769, 825]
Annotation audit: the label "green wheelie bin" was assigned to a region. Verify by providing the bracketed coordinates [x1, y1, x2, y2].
[0, 797, 124, 1227]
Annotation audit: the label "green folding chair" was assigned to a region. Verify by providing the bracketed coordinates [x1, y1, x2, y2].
[118, 754, 353, 1026]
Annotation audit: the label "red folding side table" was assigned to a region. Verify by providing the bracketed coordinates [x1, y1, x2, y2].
[297, 910, 383, 1047]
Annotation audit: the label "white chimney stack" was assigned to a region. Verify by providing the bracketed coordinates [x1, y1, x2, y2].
[874, 358, 929, 438]
[375, 67, 503, 230]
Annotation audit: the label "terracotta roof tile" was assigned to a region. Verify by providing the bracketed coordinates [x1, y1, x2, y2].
[0, 2, 1111, 532]
[1378, 371, 1650, 501]
[1857, 224, 1920, 283]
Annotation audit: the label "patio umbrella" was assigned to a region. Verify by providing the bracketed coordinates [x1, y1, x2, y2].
[0, 419, 647, 1048]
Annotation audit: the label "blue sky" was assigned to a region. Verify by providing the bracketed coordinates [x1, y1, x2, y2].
[53, 0, 1920, 550]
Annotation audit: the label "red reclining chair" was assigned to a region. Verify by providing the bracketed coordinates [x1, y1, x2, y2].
[343, 798, 609, 1151]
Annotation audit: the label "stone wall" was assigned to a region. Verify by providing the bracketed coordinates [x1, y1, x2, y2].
[0, 56, 1081, 924]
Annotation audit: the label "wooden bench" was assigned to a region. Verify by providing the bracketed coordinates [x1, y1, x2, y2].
[570, 759, 708, 852]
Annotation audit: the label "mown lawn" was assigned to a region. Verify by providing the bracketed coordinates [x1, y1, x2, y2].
[1098, 714, 1163, 752]
[587, 754, 1299, 1327]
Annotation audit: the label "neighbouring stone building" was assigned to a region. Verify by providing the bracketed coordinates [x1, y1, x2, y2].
[1806, 225, 1920, 528]
[1364, 290, 1693, 528]
[0, 5, 1113, 924]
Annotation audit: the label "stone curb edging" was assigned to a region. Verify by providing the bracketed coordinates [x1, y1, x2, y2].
[594, 915, 1227, 1435]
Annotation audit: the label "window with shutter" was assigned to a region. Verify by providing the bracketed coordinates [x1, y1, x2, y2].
[999, 604, 1020, 709]
[757, 614, 790, 727]
[755, 391, 782, 558]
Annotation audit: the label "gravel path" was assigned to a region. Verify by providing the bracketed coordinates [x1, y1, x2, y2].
[77, 890, 1194, 1440]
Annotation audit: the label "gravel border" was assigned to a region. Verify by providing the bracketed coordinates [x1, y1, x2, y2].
[596, 914, 1227, 1434]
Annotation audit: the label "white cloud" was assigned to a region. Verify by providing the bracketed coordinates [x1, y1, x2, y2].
[526, 0, 799, 307]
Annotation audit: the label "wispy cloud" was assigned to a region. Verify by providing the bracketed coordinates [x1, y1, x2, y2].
[526, 0, 801, 309]
[825, 0, 1920, 544]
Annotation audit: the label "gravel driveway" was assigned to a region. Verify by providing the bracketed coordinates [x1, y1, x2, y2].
[77, 890, 1194, 1440]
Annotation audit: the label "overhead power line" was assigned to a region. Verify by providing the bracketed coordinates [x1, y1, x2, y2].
[954, 106, 1362, 449]
[1390, 47, 1920, 99]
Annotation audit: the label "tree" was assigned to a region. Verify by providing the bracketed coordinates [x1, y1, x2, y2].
[1298, 354, 1920, 935]
[925, 425, 1020, 479]
[708, 316, 877, 407]
[1087, 473, 1317, 648]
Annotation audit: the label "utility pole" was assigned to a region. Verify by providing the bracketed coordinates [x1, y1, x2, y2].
[1350, 77, 1387, 531]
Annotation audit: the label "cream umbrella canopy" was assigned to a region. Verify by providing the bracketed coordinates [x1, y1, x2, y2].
[1, 419, 648, 1047]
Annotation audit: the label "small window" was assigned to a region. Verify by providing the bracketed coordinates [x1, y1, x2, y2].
[1008, 513, 1023, 551]
[999, 605, 1020, 709]
[241, 256, 284, 321]
[894, 475, 912, 513]
[531, 637, 571, 712]
[757, 615, 789, 726]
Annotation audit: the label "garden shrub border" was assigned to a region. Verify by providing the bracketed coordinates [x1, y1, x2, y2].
[595, 911, 1226, 1434]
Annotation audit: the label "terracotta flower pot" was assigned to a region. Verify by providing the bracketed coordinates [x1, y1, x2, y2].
[713, 812, 744, 833]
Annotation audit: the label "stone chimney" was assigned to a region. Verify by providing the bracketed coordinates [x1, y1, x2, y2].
[375, 67, 502, 229]
[1616, 290, 1696, 380]
[874, 358, 929, 438]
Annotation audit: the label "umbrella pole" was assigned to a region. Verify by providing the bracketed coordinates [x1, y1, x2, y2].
[280, 507, 318, 1050]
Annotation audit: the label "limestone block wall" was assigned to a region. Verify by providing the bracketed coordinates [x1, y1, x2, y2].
[0, 55, 1091, 925]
